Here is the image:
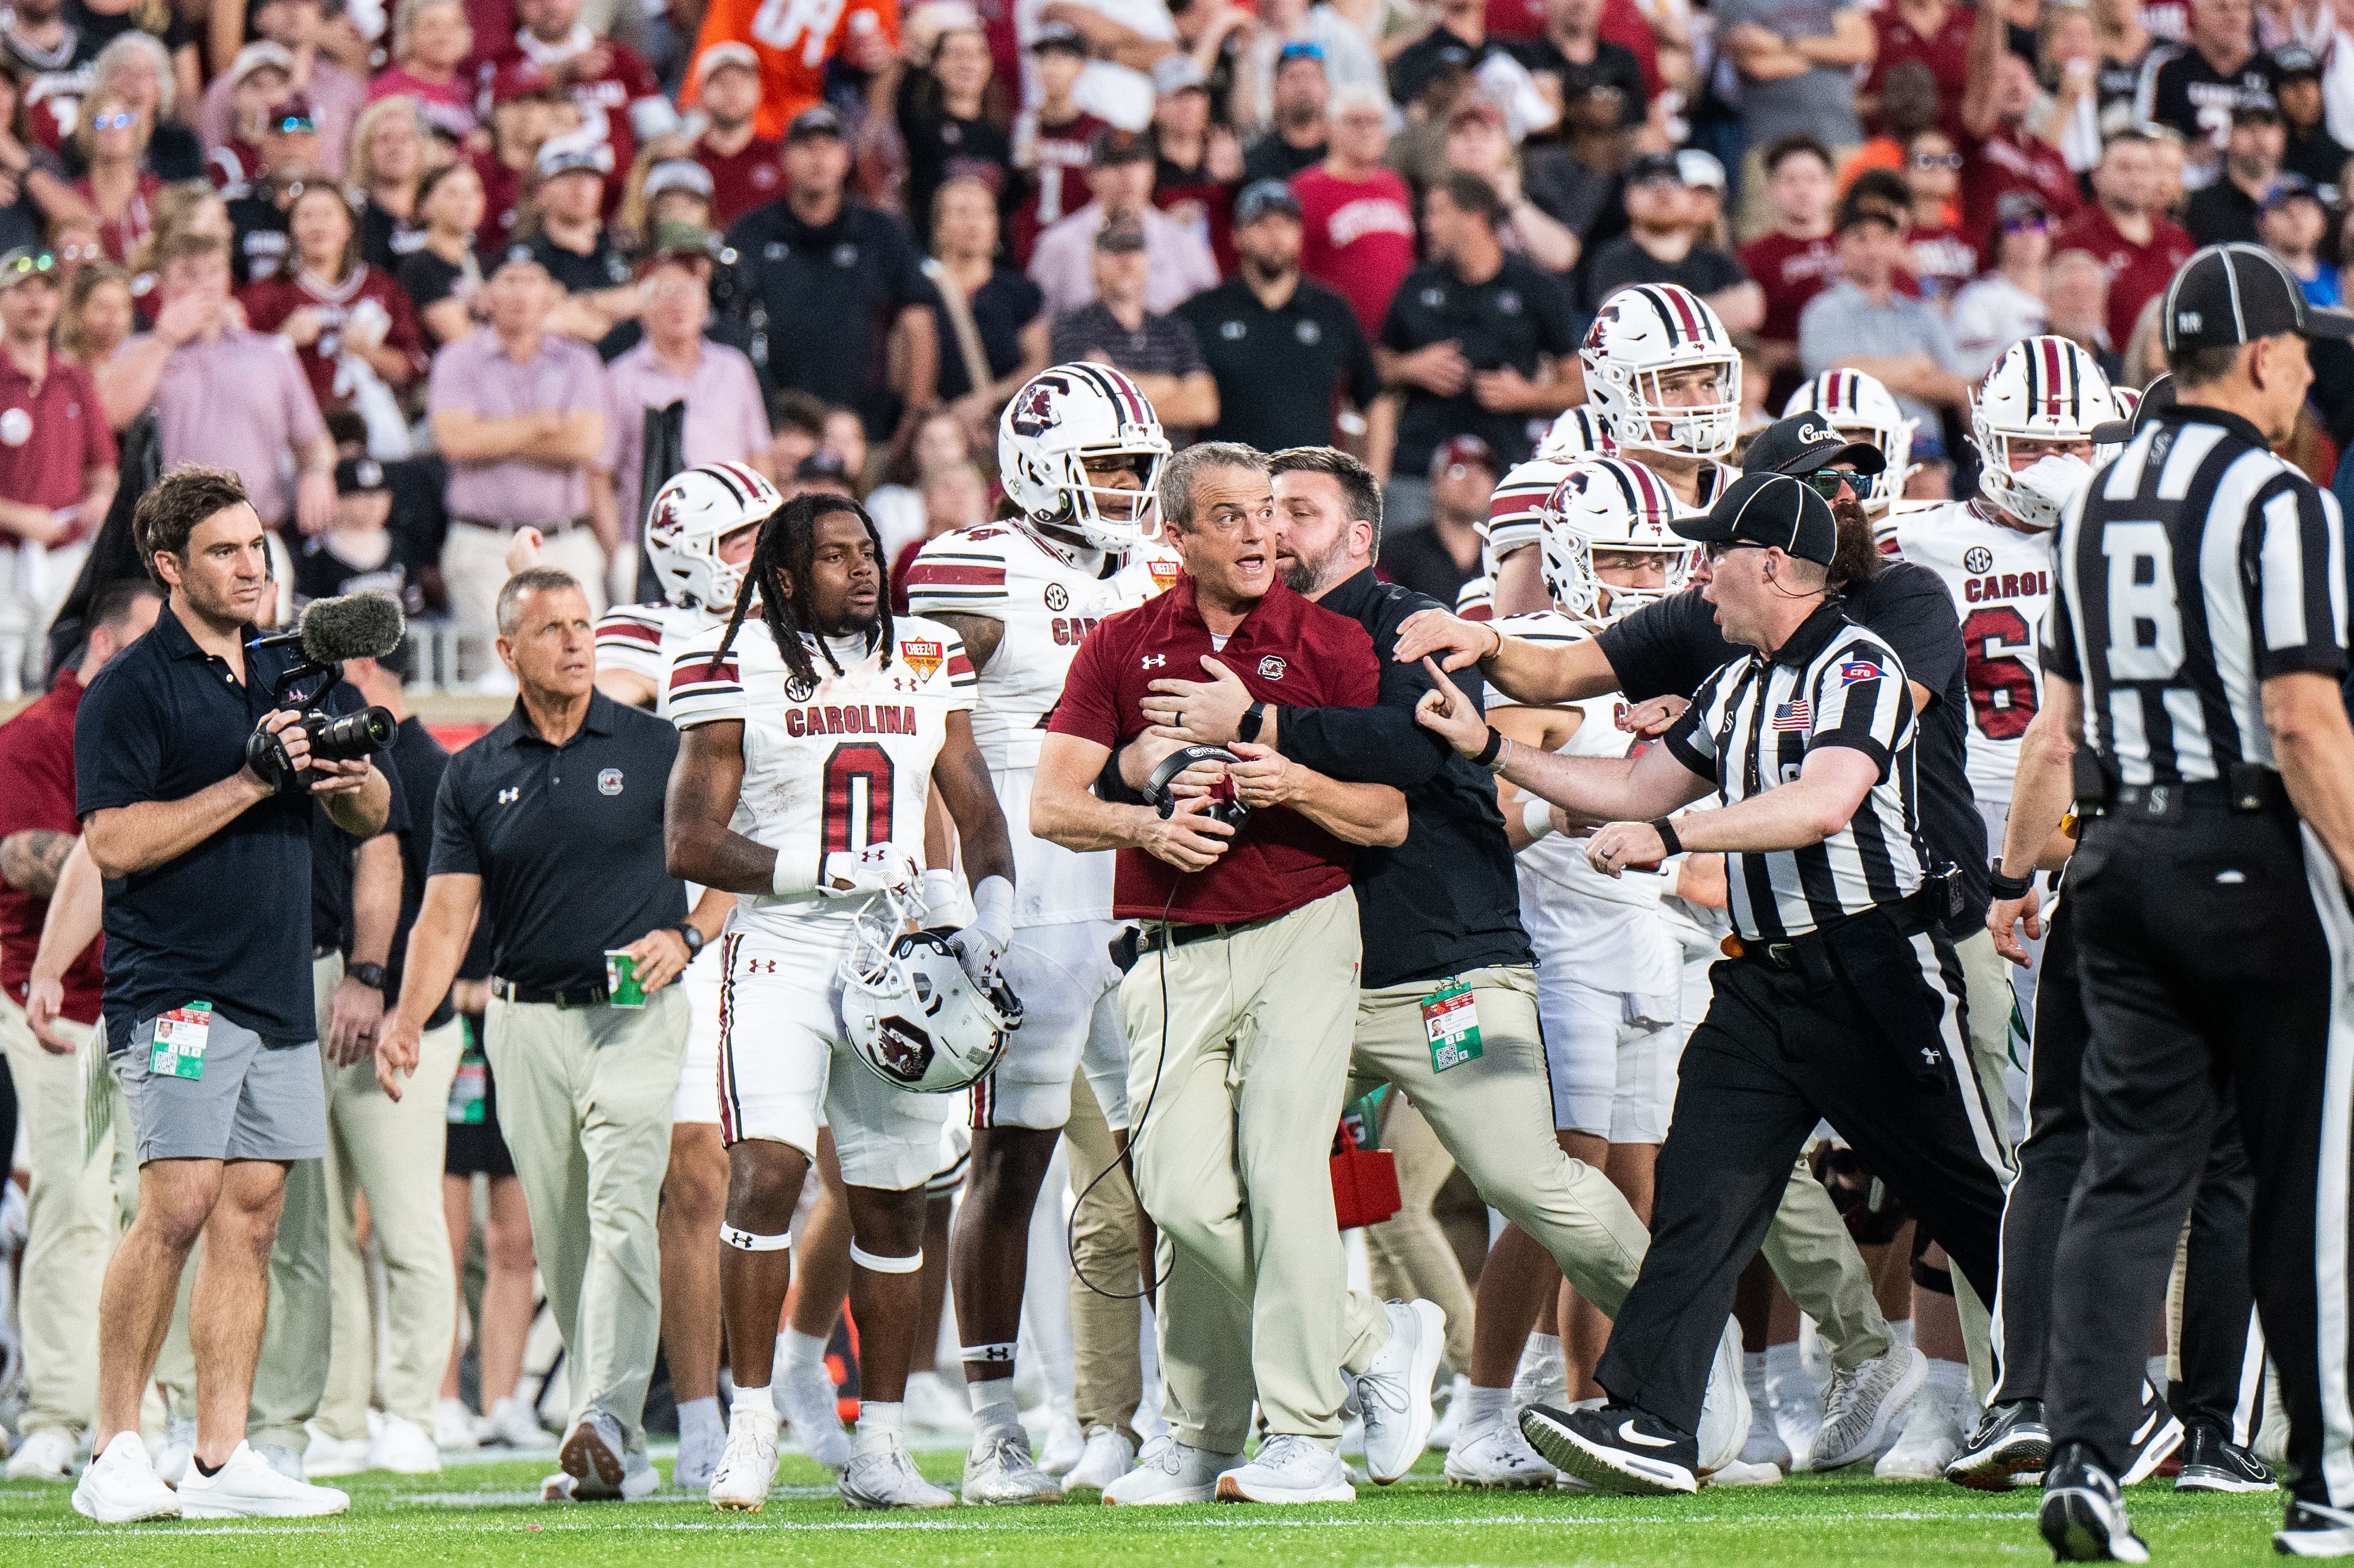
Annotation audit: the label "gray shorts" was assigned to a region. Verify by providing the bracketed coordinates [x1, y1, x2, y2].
[116, 1011, 328, 1165]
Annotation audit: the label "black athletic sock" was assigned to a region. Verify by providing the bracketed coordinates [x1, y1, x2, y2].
[193, 1456, 222, 1478]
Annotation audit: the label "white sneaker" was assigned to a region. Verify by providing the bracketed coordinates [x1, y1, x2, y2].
[301, 1427, 372, 1478]
[252, 1445, 306, 1482]
[480, 1395, 548, 1449]
[963, 1428, 1063, 1504]
[1428, 1374, 1472, 1451]
[1355, 1299, 1444, 1485]
[1809, 1348, 1925, 1472]
[839, 1433, 955, 1509]
[1741, 1404, 1793, 1472]
[1444, 1417, 1558, 1488]
[902, 1371, 973, 1446]
[5, 1428, 76, 1481]
[558, 1410, 629, 1498]
[152, 1413, 197, 1486]
[1697, 1317, 1752, 1476]
[707, 1407, 778, 1511]
[1061, 1425, 1135, 1495]
[433, 1398, 480, 1452]
[367, 1414, 441, 1475]
[1705, 1458, 1786, 1487]
[1040, 1400, 1085, 1476]
[177, 1441, 350, 1518]
[1215, 1434, 1356, 1504]
[675, 1414, 725, 1493]
[70, 1432, 179, 1521]
[1876, 1379, 1967, 1481]
[1103, 1437, 1240, 1505]
[775, 1361, 852, 1473]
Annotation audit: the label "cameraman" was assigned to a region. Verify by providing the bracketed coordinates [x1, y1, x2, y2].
[69, 464, 386, 1523]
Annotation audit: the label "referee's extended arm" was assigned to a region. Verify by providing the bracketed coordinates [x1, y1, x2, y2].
[1392, 608, 1622, 706]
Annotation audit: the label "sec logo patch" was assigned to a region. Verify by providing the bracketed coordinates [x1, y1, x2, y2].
[1044, 583, 1070, 612]
[1964, 546, 1994, 574]
[785, 675, 815, 702]
[597, 768, 623, 795]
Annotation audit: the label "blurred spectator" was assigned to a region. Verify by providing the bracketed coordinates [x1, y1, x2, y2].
[1177, 178, 1378, 450]
[687, 44, 783, 228]
[69, 0, 200, 113]
[2045, 247, 2123, 379]
[82, 32, 200, 182]
[473, 76, 572, 257]
[96, 231, 335, 531]
[1513, 0, 1646, 131]
[2147, 124, 2191, 214]
[1046, 217, 1218, 435]
[1797, 193, 1969, 470]
[290, 455, 430, 618]
[525, 131, 639, 340]
[2274, 45, 2351, 184]
[2186, 99, 2286, 243]
[225, 94, 324, 284]
[1840, 58, 1940, 193]
[2259, 177, 2341, 305]
[1375, 434, 1492, 604]
[621, 159, 714, 249]
[486, 0, 679, 187]
[922, 176, 1049, 436]
[1718, 0, 1875, 239]
[2032, 3, 2107, 174]
[1741, 132, 1840, 376]
[2056, 128, 2196, 349]
[1444, 96, 1581, 272]
[683, 0, 895, 141]
[401, 159, 487, 348]
[197, 0, 364, 179]
[1391, 0, 1508, 106]
[0, 247, 116, 698]
[1900, 129, 1978, 304]
[1030, 127, 1218, 316]
[1372, 171, 1579, 496]
[1235, 0, 1387, 136]
[49, 217, 102, 291]
[0, 72, 77, 259]
[367, 0, 479, 144]
[888, 457, 991, 608]
[427, 247, 610, 650]
[208, 41, 290, 192]
[1951, 196, 2055, 376]
[766, 386, 827, 478]
[6, 0, 97, 157]
[70, 86, 158, 264]
[240, 183, 429, 431]
[822, 386, 870, 476]
[896, 19, 1013, 229]
[1243, 41, 1332, 183]
[1958, 0, 2080, 244]
[726, 105, 939, 440]
[1586, 151, 1762, 326]
[1007, 23, 1108, 265]
[791, 446, 858, 498]
[1861, 0, 1970, 131]
[593, 231, 770, 551]
[867, 407, 974, 561]
[1151, 54, 1242, 275]
[59, 260, 133, 368]
[1294, 84, 1418, 338]
[351, 96, 431, 275]
[2133, 0, 2275, 184]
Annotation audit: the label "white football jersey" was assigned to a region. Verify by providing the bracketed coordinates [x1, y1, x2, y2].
[596, 601, 728, 717]
[667, 617, 976, 941]
[1887, 498, 2056, 804]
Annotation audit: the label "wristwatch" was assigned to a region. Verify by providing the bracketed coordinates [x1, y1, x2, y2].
[675, 923, 707, 959]
[345, 961, 387, 992]
[1237, 700, 1269, 744]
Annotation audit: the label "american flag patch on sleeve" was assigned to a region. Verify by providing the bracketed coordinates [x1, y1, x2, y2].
[1773, 700, 1813, 730]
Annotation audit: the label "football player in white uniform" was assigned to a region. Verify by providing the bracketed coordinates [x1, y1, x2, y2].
[1782, 369, 1918, 524]
[902, 363, 1181, 1502]
[663, 493, 1019, 1513]
[586, 460, 782, 1489]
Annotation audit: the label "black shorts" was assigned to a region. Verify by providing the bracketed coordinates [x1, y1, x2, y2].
[443, 1017, 517, 1180]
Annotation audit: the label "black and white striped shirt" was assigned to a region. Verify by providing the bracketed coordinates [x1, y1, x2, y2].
[2046, 406, 2349, 787]
[1664, 602, 1931, 940]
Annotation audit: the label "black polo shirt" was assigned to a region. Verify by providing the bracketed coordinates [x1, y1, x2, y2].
[530, 228, 635, 296]
[1380, 253, 1581, 473]
[725, 198, 937, 437]
[1277, 568, 1531, 990]
[309, 734, 409, 959]
[383, 716, 456, 1030]
[1176, 274, 1378, 452]
[429, 692, 686, 992]
[75, 608, 319, 1044]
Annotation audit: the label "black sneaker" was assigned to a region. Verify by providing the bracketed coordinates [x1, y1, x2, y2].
[2275, 1497, 2354, 1556]
[2174, 1422, 2277, 1493]
[1948, 1398, 2052, 1492]
[1519, 1403, 1698, 1496]
[2041, 1442, 2151, 1563]
[2119, 1382, 2185, 1486]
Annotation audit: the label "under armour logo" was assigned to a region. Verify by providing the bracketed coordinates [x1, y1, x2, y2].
[1141, 654, 1166, 668]
[497, 788, 520, 805]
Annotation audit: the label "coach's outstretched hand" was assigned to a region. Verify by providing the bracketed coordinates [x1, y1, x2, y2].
[1394, 608, 1501, 672]
[1414, 659, 1489, 756]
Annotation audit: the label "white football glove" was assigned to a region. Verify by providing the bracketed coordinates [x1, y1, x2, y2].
[2008, 453, 2094, 531]
[949, 875, 1014, 984]
[818, 842, 919, 900]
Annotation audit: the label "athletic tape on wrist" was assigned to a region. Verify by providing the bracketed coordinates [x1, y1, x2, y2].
[849, 1242, 924, 1274]
[1520, 795, 1554, 842]
[959, 1343, 1018, 1365]
[719, 1224, 791, 1253]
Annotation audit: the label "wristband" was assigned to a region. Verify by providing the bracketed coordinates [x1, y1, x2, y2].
[969, 874, 1014, 947]
[345, 961, 386, 992]
[1989, 867, 2034, 901]
[1520, 795, 1556, 842]
[1237, 700, 1267, 744]
[674, 923, 705, 959]
[1472, 726, 1506, 771]
[1650, 818, 1682, 858]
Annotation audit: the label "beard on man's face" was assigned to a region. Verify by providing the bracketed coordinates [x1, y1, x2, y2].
[1829, 497, 1882, 589]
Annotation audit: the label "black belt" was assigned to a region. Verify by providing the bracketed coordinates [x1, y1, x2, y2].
[1134, 911, 1284, 956]
[1731, 884, 1944, 973]
[490, 977, 610, 1008]
[455, 515, 589, 535]
[2087, 769, 2292, 822]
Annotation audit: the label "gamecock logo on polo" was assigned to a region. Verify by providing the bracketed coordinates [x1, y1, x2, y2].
[1259, 656, 1287, 680]
[901, 639, 945, 680]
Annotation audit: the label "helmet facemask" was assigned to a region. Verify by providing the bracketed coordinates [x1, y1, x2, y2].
[1052, 446, 1168, 552]
[1593, 358, 1744, 460]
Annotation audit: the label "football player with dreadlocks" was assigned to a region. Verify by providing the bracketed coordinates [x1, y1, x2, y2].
[901, 365, 1181, 1503]
[662, 493, 1017, 1513]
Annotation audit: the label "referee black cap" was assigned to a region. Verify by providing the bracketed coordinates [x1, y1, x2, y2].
[1672, 471, 1838, 565]
[2087, 372, 2175, 444]
[2161, 242, 2354, 353]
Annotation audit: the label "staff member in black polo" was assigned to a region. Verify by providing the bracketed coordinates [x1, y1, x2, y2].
[2032, 245, 2354, 1562]
[69, 464, 387, 1525]
[377, 566, 726, 1504]
[1416, 473, 2008, 1498]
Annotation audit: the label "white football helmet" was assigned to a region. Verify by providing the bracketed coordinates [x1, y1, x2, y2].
[2097, 383, 2143, 464]
[1535, 404, 1619, 460]
[840, 889, 1023, 1094]
[1782, 370, 1918, 512]
[1580, 284, 1743, 460]
[999, 363, 1172, 551]
[1972, 336, 2120, 531]
[1538, 456, 1693, 625]
[643, 460, 784, 611]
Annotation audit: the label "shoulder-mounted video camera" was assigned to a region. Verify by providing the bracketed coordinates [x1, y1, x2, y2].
[241, 595, 404, 795]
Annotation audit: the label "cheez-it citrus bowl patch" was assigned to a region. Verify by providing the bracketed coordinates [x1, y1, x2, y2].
[900, 639, 944, 680]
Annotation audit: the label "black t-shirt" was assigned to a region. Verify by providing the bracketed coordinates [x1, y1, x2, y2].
[1389, 23, 1502, 106]
[1379, 252, 1581, 473]
[529, 228, 633, 295]
[1240, 131, 1324, 185]
[727, 198, 938, 437]
[308, 711, 409, 962]
[1594, 564, 1985, 926]
[1376, 522, 1479, 608]
[929, 267, 1044, 403]
[1512, 35, 1647, 127]
[384, 715, 456, 1029]
[1175, 274, 1377, 452]
[2184, 176, 2261, 247]
[64, 0, 193, 55]
[360, 195, 427, 278]
[292, 531, 429, 622]
[896, 75, 1014, 228]
[2142, 43, 2277, 146]
[1585, 235, 1749, 312]
[2286, 126, 2351, 188]
[227, 188, 289, 285]
[397, 245, 476, 316]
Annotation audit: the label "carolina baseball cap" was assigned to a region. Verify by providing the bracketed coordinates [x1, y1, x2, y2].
[2087, 372, 2177, 444]
[1030, 19, 1087, 53]
[1676, 148, 1726, 191]
[1089, 127, 1152, 167]
[2162, 241, 2354, 352]
[1624, 151, 1682, 186]
[1152, 53, 1207, 96]
[335, 455, 389, 495]
[693, 41, 760, 83]
[2275, 44, 2323, 79]
[641, 221, 717, 273]
[1673, 470, 1839, 566]
[1742, 413, 1886, 481]
[644, 159, 715, 200]
[787, 104, 846, 141]
[229, 41, 295, 82]
[797, 450, 854, 483]
[534, 130, 613, 180]
[1233, 178, 1301, 225]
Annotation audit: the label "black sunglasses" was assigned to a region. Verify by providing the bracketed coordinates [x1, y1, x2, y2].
[1798, 467, 1857, 500]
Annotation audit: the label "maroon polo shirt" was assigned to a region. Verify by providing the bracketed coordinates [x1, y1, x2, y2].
[1049, 572, 1380, 926]
[0, 669, 100, 1021]
[0, 350, 113, 547]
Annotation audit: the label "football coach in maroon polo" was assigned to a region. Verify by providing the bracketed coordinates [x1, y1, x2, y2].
[1031, 441, 1408, 1506]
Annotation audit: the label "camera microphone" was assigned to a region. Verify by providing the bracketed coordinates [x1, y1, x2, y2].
[252, 593, 407, 665]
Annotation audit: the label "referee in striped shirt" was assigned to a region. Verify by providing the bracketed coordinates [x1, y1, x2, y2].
[2035, 245, 2354, 1562]
[1415, 471, 2007, 1497]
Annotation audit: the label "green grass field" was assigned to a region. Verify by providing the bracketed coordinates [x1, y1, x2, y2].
[0, 1447, 2302, 1567]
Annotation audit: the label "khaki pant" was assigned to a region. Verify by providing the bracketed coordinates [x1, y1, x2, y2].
[1119, 889, 1366, 1449]
[2, 996, 111, 1442]
[1762, 1154, 1894, 1372]
[1363, 1092, 1473, 1375]
[1062, 1065, 1142, 1444]
[313, 1015, 466, 1438]
[1951, 925, 2020, 1397]
[484, 987, 686, 1453]
[442, 522, 606, 684]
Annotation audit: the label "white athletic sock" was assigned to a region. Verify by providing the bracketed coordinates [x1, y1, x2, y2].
[1925, 1357, 1970, 1398]
[1462, 1384, 1511, 1429]
[1513, 1333, 1564, 1394]
[679, 1396, 724, 1446]
[855, 1400, 905, 1454]
[1743, 1350, 1771, 1410]
[967, 1377, 1019, 1435]
[1765, 1341, 1817, 1408]
[731, 1385, 772, 1422]
[779, 1327, 831, 1377]
[1886, 1318, 1915, 1355]
[2146, 1355, 2170, 1394]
